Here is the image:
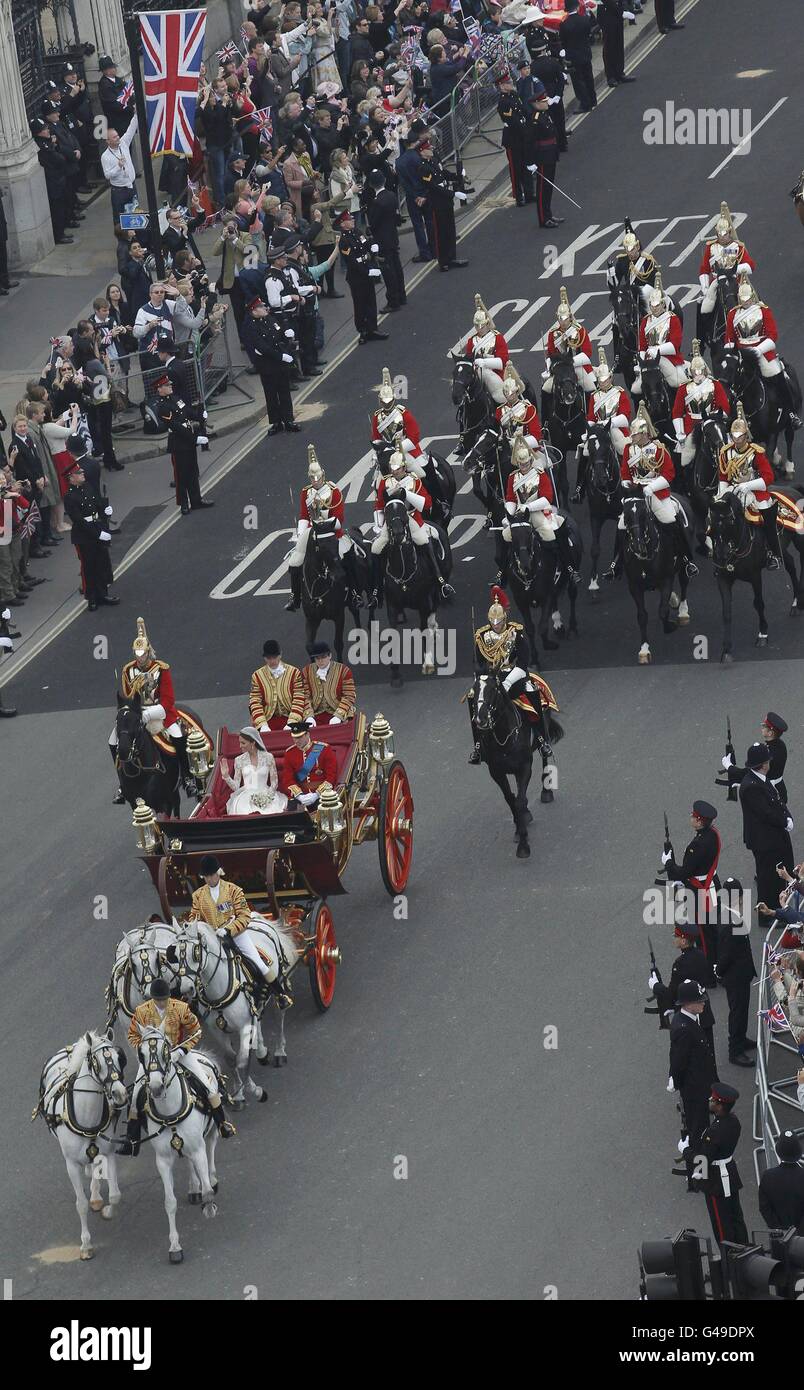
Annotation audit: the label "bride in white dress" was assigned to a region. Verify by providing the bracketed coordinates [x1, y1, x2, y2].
[221, 728, 288, 816]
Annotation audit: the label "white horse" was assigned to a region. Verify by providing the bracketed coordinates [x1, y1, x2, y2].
[106, 919, 185, 1025]
[173, 914, 304, 1105]
[34, 1030, 128, 1260]
[132, 1025, 223, 1263]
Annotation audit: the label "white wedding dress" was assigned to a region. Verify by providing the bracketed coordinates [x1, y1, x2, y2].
[224, 751, 288, 816]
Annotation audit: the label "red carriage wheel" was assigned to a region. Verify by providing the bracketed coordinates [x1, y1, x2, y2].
[156, 857, 172, 922]
[308, 902, 340, 1012]
[378, 760, 414, 895]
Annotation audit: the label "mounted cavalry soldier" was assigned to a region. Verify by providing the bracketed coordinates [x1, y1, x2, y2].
[724, 273, 802, 429]
[302, 639, 357, 725]
[370, 447, 454, 599]
[465, 295, 510, 405]
[575, 348, 632, 501]
[467, 587, 548, 765]
[606, 404, 698, 579]
[671, 340, 731, 470]
[698, 201, 755, 348]
[371, 367, 423, 462]
[110, 617, 194, 803]
[502, 431, 581, 584]
[716, 405, 780, 569]
[607, 222, 661, 370]
[495, 361, 543, 447]
[118, 978, 235, 1155]
[249, 638, 311, 731]
[543, 286, 595, 406]
[634, 272, 686, 398]
[285, 445, 362, 612]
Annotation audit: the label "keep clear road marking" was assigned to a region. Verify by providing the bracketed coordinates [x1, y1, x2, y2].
[0, 0, 707, 688]
[707, 97, 788, 180]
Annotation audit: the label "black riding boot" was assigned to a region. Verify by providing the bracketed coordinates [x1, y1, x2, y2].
[604, 528, 625, 580]
[285, 565, 302, 611]
[212, 1101, 236, 1137]
[611, 322, 622, 373]
[423, 538, 455, 599]
[342, 549, 364, 609]
[369, 552, 384, 606]
[761, 503, 782, 569]
[554, 522, 582, 583]
[117, 1115, 141, 1156]
[171, 733, 196, 795]
[698, 307, 715, 351]
[774, 370, 802, 429]
[110, 743, 125, 803]
[466, 697, 481, 764]
[672, 516, 699, 577]
[572, 448, 588, 503]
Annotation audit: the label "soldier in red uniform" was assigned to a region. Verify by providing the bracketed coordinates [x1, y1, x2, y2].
[464, 295, 510, 405]
[634, 273, 686, 398]
[698, 201, 755, 348]
[285, 445, 362, 611]
[495, 361, 543, 450]
[542, 287, 595, 412]
[606, 405, 697, 579]
[575, 348, 632, 501]
[717, 407, 781, 568]
[724, 275, 801, 428]
[370, 448, 454, 600]
[281, 720, 339, 807]
[371, 367, 423, 463]
[110, 616, 194, 801]
[672, 341, 731, 470]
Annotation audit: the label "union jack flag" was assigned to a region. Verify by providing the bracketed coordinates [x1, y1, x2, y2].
[760, 1003, 789, 1031]
[254, 107, 273, 143]
[139, 8, 207, 157]
[215, 41, 242, 64]
[119, 80, 135, 110]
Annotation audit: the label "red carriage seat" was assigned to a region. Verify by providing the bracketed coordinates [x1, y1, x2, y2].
[195, 720, 358, 820]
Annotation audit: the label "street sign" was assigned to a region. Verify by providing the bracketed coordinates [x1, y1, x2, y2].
[119, 213, 150, 231]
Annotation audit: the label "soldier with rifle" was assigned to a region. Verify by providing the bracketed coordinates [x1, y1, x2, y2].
[649, 920, 716, 1064]
[659, 801, 722, 968]
[721, 711, 790, 805]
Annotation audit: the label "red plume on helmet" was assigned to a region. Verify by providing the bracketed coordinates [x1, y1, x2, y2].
[489, 585, 509, 610]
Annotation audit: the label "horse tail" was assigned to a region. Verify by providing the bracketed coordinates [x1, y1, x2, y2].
[546, 715, 565, 743]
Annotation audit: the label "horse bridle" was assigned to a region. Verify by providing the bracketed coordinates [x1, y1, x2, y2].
[623, 495, 658, 563]
[710, 499, 753, 571]
[476, 674, 518, 748]
[588, 428, 620, 501]
[116, 705, 165, 777]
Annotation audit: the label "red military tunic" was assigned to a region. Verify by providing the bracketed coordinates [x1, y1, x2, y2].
[671, 380, 731, 435]
[495, 399, 543, 441]
[620, 441, 675, 500]
[121, 659, 180, 728]
[699, 240, 755, 281]
[546, 325, 592, 365]
[371, 405, 422, 457]
[299, 482, 345, 531]
[505, 467, 556, 512]
[724, 304, 779, 365]
[376, 474, 431, 528]
[466, 331, 510, 379]
[718, 444, 774, 503]
[638, 312, 684, 366]
[281, 740, 339, 799]
[587, 386, 632, 425]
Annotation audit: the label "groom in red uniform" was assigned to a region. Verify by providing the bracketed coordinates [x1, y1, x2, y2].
[281, 720, 338, 809]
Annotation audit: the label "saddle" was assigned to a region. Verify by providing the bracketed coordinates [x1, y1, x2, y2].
[150, 706, 208, 757]
[745, 489, 804, 533]
[511, 673, 559, 724]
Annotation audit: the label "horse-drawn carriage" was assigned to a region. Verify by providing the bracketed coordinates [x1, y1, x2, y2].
[129, 711, 414, 1010]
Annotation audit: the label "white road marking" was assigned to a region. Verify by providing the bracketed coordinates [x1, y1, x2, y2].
[707, 97, 787, 179]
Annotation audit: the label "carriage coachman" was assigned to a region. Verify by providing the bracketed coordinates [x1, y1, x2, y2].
[467, 587, 559, 763]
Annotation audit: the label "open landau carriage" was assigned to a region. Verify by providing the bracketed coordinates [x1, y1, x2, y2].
[130, 713, 413, 1010]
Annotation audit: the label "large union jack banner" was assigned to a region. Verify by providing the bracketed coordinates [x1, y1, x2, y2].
[139, 8, 207, 157]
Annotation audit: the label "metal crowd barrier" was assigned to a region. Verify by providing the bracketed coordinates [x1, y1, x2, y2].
[752, 922, 804, 1185]
[107, 322, 242, 439]
[425, 43, 526, 170]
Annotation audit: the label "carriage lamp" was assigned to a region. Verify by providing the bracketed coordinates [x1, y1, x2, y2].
[317, 783, 346, 839]
[186, 728, 211, 781]
[369, 714, 395, 767]
[132, 798, 160, 853]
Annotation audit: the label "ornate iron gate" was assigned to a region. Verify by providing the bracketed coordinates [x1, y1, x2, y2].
[12, 0, 86, 120]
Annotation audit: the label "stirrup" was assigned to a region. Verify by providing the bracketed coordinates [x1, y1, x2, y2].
[766, 553, 780, 571]
[284, 597, 300, 611]
[216, 1116, 236, 1137]
[112, 786, 125, 805]
[468, 745, 481, 765]
[603, 562, 621, 582]
[440, 579, 455, 598]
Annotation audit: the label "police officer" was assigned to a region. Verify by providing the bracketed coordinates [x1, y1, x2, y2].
[366, 168, 407, 312]
[692, 1082, 749, 1247]
[61, 64, 97, 191]
[41, 98, 83, 226]
[650, 921, 716, 1063]
[334, 210, 388, 345]
[241, 297, 299, 435]
[63, 460, 120, 612]
[714, 877, 756, 1067]
[661, 800, 721, 969]
[758, 1132, 804, 1233]
[725, 711, 789, 804]
[669, 980, 716, 1186]
[739, 743, 794, 909]
[153, 376, 215, 515]
[597, 1, 636, 87]
[419, 140, 468, 273]
[30, 119, 73, 245]
[496, 71, 533, 208]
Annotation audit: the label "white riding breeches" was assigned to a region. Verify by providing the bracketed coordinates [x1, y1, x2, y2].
[618, 490, 677, 527]
[503, 510, 560, 542]
[759, 356, 782, 379]
[235, 929, 273, 977]
[477, 365, 506, 404]
[719, 482, 773, 512]
[288, 523, 351, 567]
[700, 281, 718, 313]
[586, 423, 628, 457]
[635, 357, 687, 392]
[371, 521, 431, 553]
[109, 717, 182, 747]
[543, 365, 595, 395]
[678, 434, 696, 469]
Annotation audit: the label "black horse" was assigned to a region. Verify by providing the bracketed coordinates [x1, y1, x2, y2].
[700, 267, 739, 356]
[542, 348, 586, 500]
[636, 361, 675, 454]
[451, 353, 493, 457]
[114, 693, 181, 815]
[685, 412, 729, 555]
[374, 438, 456, 528]
[470, 670, 563, 859]
[620, 492, 690, 664]
[579, 420, 622, 592]
[301, 516, 372, 660]
[707, 491, 771, 663]
[506, 512, 581, 662]
[717, 347, 801, 475]
[381, 495, 453, 686]
[610, 282, 640, 390]
[461, 423, 511, 578]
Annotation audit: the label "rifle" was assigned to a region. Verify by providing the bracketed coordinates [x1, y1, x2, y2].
[714, 713, 739, 798]
[655, 809, 672, 881]
[644, 936, 669, 1030]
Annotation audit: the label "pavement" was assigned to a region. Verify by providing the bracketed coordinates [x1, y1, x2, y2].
[4, 0, 804, 1301]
